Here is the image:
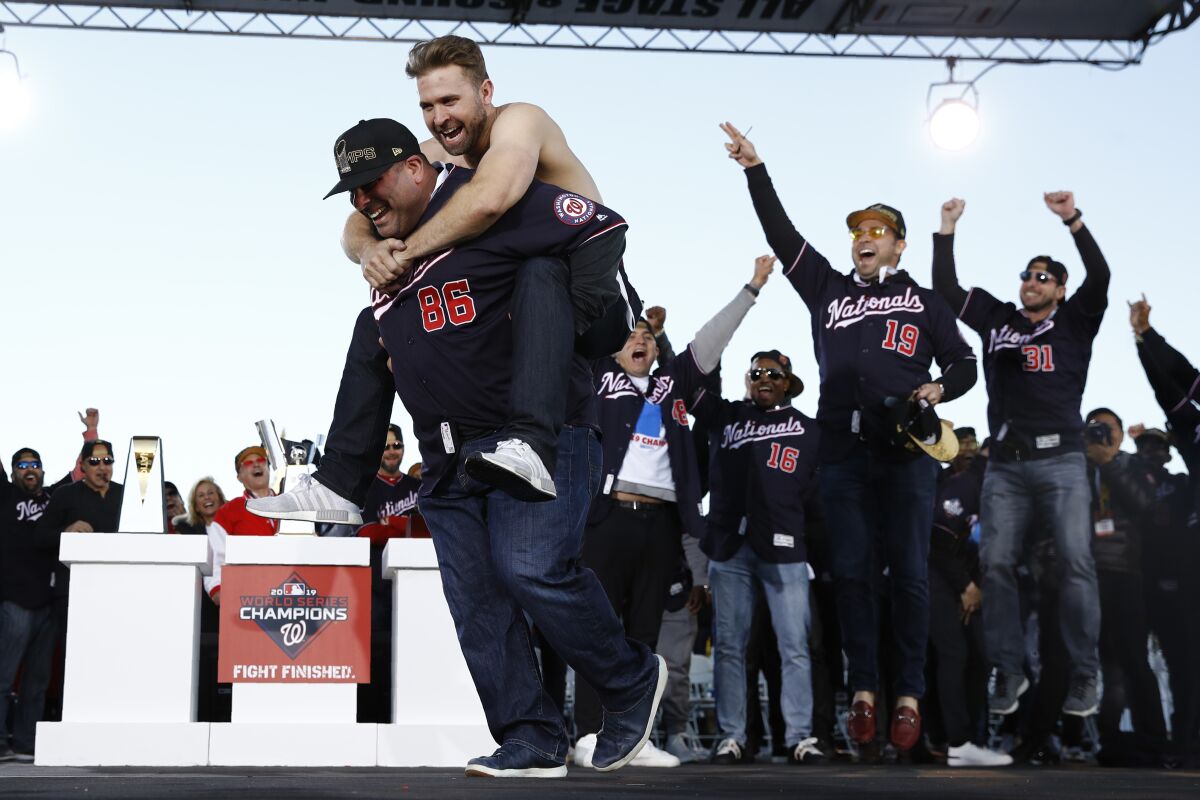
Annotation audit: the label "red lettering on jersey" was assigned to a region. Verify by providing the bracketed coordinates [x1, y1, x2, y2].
[766, 443, 799, 473]
[882, 319, 920, 357]
[1021, 344, 1055, 372]
[672, 399, 689, 428]
[419, 281, 477, 333]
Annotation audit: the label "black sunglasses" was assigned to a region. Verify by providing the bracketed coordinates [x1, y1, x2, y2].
[383, 443, 404, 451]
[1019, 270, 1057, 284]
[16, 460, 42, 470]
[749, 368, 787, 382]
[86, 456, 115, 466]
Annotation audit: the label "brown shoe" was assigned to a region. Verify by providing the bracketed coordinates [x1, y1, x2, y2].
[847, 700, 876, 744]
[890, 706, 922, 752]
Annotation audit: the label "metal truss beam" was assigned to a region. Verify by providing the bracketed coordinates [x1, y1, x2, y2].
[1, 2, 1192, 66]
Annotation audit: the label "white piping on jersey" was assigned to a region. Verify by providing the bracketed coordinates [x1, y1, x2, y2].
[784, 241, 808, 276]
[1171, 374, 1200, 415]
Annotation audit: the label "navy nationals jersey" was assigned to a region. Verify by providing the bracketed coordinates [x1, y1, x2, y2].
[696, 398, 818, 564]
[372, 165, 627, 493]
[932, 229, 1109, 460]
[590, 347, 717, 539]
[744, 164, 976, 462]
[361, 473, 421, 526]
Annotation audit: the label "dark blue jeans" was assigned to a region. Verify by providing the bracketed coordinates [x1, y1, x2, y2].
[819, 448, 939, 698]
[419, 426, 657, 760]
[0, 601, 58, 752]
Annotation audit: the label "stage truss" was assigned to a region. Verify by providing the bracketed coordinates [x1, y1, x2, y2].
[1, 1, 1197, 65]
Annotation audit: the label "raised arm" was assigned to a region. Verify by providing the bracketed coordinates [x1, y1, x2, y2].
[1046, 191, 1109, 315]
[1132, 295, 1200, 414]
[931, 198, 969, 314]
[719, 122, 809, 267]
[690, 255, 773, 374]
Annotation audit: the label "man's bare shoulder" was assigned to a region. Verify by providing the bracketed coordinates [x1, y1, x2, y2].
[493, 103, 599, 200]
[492, 102, 560, 138]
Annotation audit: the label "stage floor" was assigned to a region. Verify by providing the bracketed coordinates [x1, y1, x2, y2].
[2, 763, 1198, 799]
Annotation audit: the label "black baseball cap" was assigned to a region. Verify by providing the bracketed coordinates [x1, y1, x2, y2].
[1027, 255, 1068, 285]
[846, 203, 907, 240]
[324, 118, 423, 200]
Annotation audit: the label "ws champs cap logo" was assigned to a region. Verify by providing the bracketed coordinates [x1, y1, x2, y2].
[237, 571, 350, 659]
[553, 193, 595, 226]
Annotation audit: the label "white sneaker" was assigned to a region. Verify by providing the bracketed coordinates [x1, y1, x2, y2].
[245, 472, 363, 525]
[788, 737, 827, 765]
[947, 742, 1013, 767]
[573, 733, 597, 768]
[630, 740, 681, 767]
[712, 738, 746, 765]
[465, 439, 556, 501]
[664, 732, 704, 764]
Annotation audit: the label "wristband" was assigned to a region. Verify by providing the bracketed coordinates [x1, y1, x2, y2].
[1062, 209, 1082, 227]
[744, 283, 761, 297]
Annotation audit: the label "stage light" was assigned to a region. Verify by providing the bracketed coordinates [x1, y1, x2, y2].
[0, 32, 30, 132]
[926, 58, 983, 152]
[929, 98, 980, 151]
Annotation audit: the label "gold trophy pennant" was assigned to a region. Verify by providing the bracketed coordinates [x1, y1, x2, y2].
[134, 448, 155, 504]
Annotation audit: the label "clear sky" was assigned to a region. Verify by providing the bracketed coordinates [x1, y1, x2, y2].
[1, 22, 1197, 506]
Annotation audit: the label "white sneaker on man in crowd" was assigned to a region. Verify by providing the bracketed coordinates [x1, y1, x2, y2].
[573, 733, 597, 768]
[630, 740, 681, 767]
[245, 472, 363, 525]
[947, 742, 1013, 767]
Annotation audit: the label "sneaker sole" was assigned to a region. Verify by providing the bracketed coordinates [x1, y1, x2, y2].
[245, 506, 363, 526]
[464, 764, 568, 778]
[593, 655, 669, 773]
[1061, 703, 1099, 717]
[465, 453, 557, 502]
[949, 757, 1013, 767]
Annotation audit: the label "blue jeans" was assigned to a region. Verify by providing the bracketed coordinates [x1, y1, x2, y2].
[980, 453, 1099, 678]
[819, 449, 939, 698]
[418, 426, 656, 761]
[709, 546, 812, 747]
[0, 601, 58, 752]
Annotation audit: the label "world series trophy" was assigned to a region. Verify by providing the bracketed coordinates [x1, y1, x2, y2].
[255, 419, 321, 536]
[117, 436, 166, 533]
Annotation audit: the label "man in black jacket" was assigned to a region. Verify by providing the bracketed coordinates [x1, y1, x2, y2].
[1130, 295, 1200, 752]
[0, 450, 60, 762]
[1084, 407, 1167, 756]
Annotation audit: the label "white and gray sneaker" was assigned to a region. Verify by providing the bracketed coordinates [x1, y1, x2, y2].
[788, 737, 827, 765]
[572, 733, 597, 768]
[465, 439, 556, 502]
[245, 473, 363, 525]
[630, 740, 681, 767]
[948, 742, 1013, 767]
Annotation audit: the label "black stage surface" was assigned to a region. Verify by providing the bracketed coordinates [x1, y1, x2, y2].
[2, 764, 1199, 799]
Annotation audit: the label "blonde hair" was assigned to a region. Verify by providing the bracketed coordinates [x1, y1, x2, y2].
[406, 35, 489, 85]
[187, 477, 227, 527]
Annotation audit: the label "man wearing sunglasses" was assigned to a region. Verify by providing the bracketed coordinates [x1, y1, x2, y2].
[689, 348, 826, 766]
[0, 450, 62, 761]
[931, 193, 1109, 720]
[203, 446, 280, 607]
[721, 123, 977, 754]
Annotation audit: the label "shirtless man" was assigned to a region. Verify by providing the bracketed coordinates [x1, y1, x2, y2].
[250, 36, 636, 524]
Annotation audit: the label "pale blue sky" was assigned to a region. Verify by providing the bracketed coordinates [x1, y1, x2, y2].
[1, 25, 1197, 502]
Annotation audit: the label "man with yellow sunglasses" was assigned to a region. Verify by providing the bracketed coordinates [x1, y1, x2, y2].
[720, 122, 977, 756]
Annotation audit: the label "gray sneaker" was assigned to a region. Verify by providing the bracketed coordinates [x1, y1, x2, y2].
[465, 439, 556, 502]
[245, 473, 363, 525]
[1062, 674, 1099, 717]
[664, 732, 704, 764]
[989, 671, 1029, 715]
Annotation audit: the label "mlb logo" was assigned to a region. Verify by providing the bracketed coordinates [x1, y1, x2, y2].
[282, 583, 307, 597]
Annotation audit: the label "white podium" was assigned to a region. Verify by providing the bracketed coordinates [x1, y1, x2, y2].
[36, 533, 212, 766]
[207, 536, 377, 766]
[376, 539, 493, 766]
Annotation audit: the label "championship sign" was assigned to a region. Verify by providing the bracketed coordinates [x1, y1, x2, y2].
[218, 565, 370, 683]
